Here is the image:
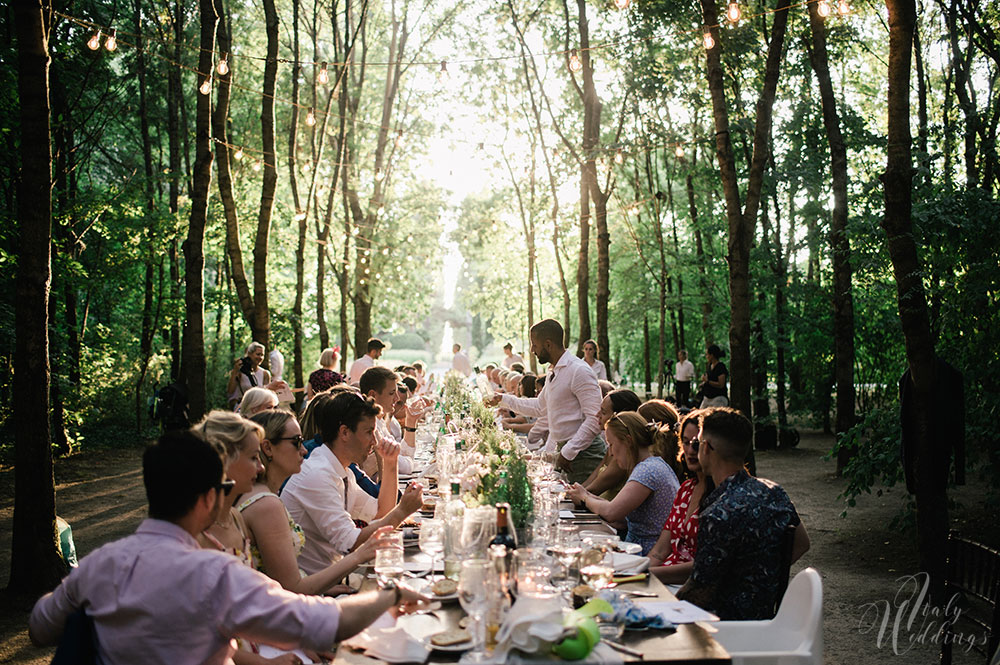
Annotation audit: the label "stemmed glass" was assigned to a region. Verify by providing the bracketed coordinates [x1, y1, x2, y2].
[549, 523, 582, 591]
[459, 560, 493, 662]
[418, 519, 445, 581]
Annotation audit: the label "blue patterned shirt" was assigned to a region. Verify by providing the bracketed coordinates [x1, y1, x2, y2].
[680, 470, 800, 620]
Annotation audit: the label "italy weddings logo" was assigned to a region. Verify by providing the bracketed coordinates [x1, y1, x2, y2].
[856, 572, 989, 654]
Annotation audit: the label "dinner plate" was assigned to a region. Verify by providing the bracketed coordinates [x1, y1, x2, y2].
[421, 634, 472, 652]
[614, 542, 642, 555]
[401, 576, 459, 601]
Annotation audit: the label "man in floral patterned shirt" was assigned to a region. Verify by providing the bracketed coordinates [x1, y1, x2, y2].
[677, 408, 810, 620]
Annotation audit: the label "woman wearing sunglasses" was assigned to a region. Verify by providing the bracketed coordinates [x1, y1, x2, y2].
[241, 409, 386, 596]
[646, 410, 714, 583]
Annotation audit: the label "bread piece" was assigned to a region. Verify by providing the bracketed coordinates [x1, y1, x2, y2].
[431, 578, 458, 596]
[430, 629, 471, 647]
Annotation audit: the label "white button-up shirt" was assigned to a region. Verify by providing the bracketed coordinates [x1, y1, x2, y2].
[29, 519, 340, 665]
[502, 353, 524, 369]
[674, 359, 696, 382]
[348, 354, 375, 385]
[452, 350, 473, 376]
[281, 444, 375, 574]
[500, 351, 603, 460]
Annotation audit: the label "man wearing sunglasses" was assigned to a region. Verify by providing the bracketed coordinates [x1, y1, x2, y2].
[29, 430, 429, 665]
[676, 408, 810, 620]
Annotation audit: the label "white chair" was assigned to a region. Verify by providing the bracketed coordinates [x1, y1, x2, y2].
[707, 567, 823, 665]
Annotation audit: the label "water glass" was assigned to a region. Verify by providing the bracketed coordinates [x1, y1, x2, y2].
[549, 523, 582, 589]
[460, 505, 496, 556]
[418, 519, 445, 580]
[459, 560, 493, 662]
[513, 548, 558, 598]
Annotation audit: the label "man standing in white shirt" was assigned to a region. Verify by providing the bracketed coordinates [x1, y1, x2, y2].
[490, 319, 605, 484]
[673, 349, 696, 407]
[282, 391, 423, 575]
[501, 342, 524, 369]
[451, 343, 473, 376]
[29, 430, 428, 665]
[348, 337, 386, 385]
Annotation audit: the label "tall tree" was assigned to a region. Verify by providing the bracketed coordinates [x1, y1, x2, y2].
[807, 2, 856, 472]
[181, 0, 219, 421]
[700, 0, 791, 437]
[881, 0, 944, 597]
[10, 0, 66, 594]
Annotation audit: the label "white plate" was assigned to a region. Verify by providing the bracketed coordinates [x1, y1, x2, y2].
[401, 576, 459, 601]
[421, 634, 472, 652]
[615, 542, 642, 555]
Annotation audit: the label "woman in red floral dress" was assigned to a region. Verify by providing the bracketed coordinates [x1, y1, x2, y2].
[647, 410, 714, 584]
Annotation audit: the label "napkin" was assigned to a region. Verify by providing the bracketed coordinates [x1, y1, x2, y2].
[492, 595, 567, 657]
[608, 552, 650, 575]
[342, 612, 430, 663]
[596, 591, 674, 630]
[257, 646, 315, 663]
[635, 600, 720, 624]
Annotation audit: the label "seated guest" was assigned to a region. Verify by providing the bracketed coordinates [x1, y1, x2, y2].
[637, 399, 684, 478]
[598, 380, 615, 397]
[581, 389, 643, 498]
[29, 430, 428, 664]
[281, 392, 423, 575]
[411, 361, 428, 392]
[193, 412, 264, 567]
[646, 410, 714, 583]
[244, 409, 384, 594]
[238, 386, 278, 417]
[307, 347, 344, 402]
[567, 412, 680, 555]
[525, 376, 548, 449]
[510, 362, 526, 374]
[677, 408, 810, 620]
[360, 366, 415, 477]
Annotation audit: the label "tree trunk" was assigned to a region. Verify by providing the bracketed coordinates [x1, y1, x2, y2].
[10, 0, 66, 594]
[882, 0, 944, 599]
[254, 0, 279, 356]
[290, 0, 306, 402]
[688, 174, 712, 348]
[700, 0, 791, 429]
[134, 0, 157, 435]
[181, 0, 218, 422]
[576, 174, 592, 353]
[643, 314, 652, 397]
[912, 6, 930, 185]
[167, 0, 183, 380]
[808, 0, 857, 473]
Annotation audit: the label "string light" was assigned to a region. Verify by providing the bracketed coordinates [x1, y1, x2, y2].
[199, 77, 212, 95]
[703, 30, 715, 50]
[317, 61, 329, 84]
[234, 147, 244, 160]
[726, 1, 742, 23]
[674, 145, 685, 158]
[293, 209, 307, 221]
[374, 168, 384, 182]
[87, 30, 102, 51]
[104, 29, 117, 52]
[377, 203, 386, 216]
[305, 108, 316, 126]
[217, 55, 229, 75]
[395, 130, 405, 148]
[253, 159, 262, 172]
[568, 50, 583, 73]
[628, 204, 639, 216]
[614, 0, 630, 8]
[614, 149, 624, 165]
[837, 0, 850, 13]
[438, 61, 449, 83]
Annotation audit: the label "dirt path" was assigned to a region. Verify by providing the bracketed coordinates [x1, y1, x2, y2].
[0, 433, 991, 663]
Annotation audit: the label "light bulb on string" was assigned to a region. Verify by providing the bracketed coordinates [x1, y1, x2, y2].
[675, 145, 685, 158]
[377, 204, 386, 217]
[395, 130, 406, 148]
[374, 168, 384, 182]
[726, 1, 742, 23]
[104, 29, 117, 52]
[253, 159, 262, 172]
[234, 147, 244, 161]
[818, 0, 831, 17]
[568, 50, 583, 73]
[87, 30, 102, 51]
[628, 204, 639, 216]
[217, 55, 229, 76]
[302, 161, 311, 173]
[382, 248, 389, 255]
[837, 0, 850, 13]
[305, 108, 317, 126]
[318, 62, 330, 84]
[352, 226, 360, 236]
[199, 77, 212, 95]
[614, 0, 630, 8]
[614, 149, 624, 165]
[703, 30, 715, 50]
[438, 61, 450, 83]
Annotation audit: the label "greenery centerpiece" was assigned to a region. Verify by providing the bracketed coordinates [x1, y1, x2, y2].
[439, 372, 534, 529]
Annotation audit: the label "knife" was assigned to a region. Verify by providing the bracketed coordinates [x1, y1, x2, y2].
[604, 640, 644, 659]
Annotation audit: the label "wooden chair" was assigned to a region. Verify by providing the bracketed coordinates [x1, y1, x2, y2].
[942, 531, 1000, 664]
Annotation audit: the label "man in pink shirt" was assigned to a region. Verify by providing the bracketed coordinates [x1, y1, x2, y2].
[29, 430, 426, 665]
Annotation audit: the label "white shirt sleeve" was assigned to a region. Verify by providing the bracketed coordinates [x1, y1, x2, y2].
[560, 366, 604, 460]
[500, 393, 544, 418]
[295, 473, 361, 554]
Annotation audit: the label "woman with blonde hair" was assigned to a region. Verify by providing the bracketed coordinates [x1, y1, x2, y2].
[238, 386, 279, 417]
[306, 347, 344, 402]
[241, 409, 385, 595]
[567, 411, 680, 555]
[637, 399, 684, 478]
[192, 411, 264, 568]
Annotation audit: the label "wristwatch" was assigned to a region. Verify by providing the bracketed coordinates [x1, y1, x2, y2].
[403, 426, 417, 432]
[383, 580, 403, 605]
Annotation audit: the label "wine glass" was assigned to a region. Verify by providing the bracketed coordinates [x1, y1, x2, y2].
[418, 519, 445, 581]
[549, 523, 582, 590]
[459, 560, 493, 662]
[579, 533, 616, 591]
